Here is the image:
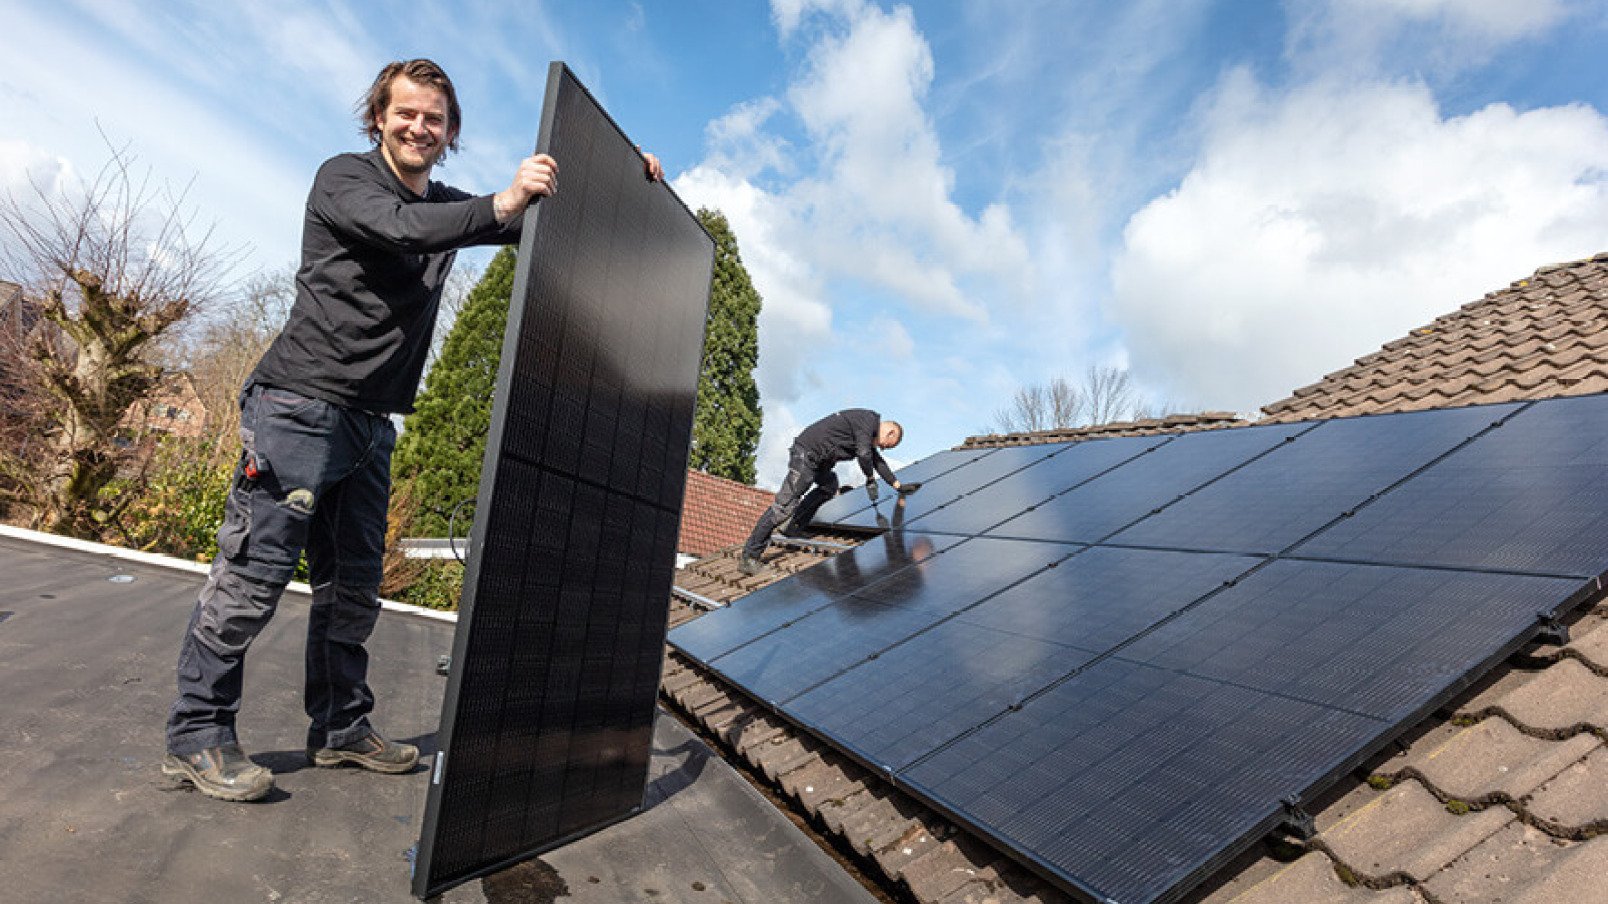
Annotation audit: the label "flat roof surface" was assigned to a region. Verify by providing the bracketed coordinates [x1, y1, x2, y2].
[0, 534, 876, 904]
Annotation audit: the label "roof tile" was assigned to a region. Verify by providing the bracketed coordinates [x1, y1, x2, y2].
[1384, 717, 1599, 804]
[1224, 853, 1419, 904]
[1464, 659, 1608, 737]
[1524, 744, 1608, 836]
[1259, 255, 1608, 420]
[1318, 780, 1512, 883]
[1420, 821, 1583, 904]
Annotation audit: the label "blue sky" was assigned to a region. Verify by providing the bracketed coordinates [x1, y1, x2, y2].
[3, 0, 1606, 488]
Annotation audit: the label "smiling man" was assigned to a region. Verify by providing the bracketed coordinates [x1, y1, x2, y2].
[163, 59, 661, 802]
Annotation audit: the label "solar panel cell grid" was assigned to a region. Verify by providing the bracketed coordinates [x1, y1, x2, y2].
[1294, 393, 1608, 577]
[907, 433, 1170, 536]
[987, 421, 1312, 543]
[666, 531, 962, 665]
[1108, 402, 1523, 555]
[826, 442, 1071, 530]
[1118, 559, 1588, 721]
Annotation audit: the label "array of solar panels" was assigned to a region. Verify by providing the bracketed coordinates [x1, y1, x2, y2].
[416, 63, 714, 899]
[669, 393, 1608, 904]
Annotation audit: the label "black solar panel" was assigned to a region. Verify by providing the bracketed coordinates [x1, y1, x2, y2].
[415, 63, 714, 899]
[906, 434, 1170, 536]
[786, 547, 1259, 769]
[1108, 403, 1523, 554]
[824, 442, 1069, 530]
[1117, 559, 1587, 720]
[1294, 393, 1608, 578]
[988, 422, 1313, 543]
[808, 446, 997, 526]
[705, 537, 1074, 703]
[901, 658, 1386, 904]
[669, 530, 962, 666]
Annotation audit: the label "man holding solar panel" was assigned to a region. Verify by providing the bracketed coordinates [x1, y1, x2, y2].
[162, 58, 662, 802]
[739, 408, 920, 575]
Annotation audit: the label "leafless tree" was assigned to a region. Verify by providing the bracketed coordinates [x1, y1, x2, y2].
[0, 144, 236, 537]
[990, 365, 1152, 434]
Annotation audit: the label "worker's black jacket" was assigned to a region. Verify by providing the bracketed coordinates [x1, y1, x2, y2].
[792, 409, 898, 485]
[251, 149, 517, 414]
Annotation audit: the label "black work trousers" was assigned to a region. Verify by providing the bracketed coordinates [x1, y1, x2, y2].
[743, 448, 839, 558]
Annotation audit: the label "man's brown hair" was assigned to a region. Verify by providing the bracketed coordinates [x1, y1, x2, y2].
[357, 59, 462, 154]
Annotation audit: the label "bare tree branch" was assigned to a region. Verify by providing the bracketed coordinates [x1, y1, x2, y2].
[0, 142, 238, 536]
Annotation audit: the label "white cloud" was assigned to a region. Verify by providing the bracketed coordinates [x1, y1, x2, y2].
[0, 140, 76, 198]
[866, 313, 914, 359]
[785, 4, 1031, 318]
[1109, 71, 1608, 414]
[679, 1, 1038, 480]
[771, 0, 865, 40]
[1287, 0, 1583, 78]
[1344, 0, 1568, 40]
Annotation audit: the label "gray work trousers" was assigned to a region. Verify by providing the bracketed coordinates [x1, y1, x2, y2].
[166, 383, 395, 755]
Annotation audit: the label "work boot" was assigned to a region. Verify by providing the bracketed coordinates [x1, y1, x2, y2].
[308, 731, 419, 774]
[162, 743, 274, 802]
[777, 518, 814, 540]
[737, 552, 768, 576]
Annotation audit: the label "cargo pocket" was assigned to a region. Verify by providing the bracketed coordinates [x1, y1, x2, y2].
[216, 472, 253, 562]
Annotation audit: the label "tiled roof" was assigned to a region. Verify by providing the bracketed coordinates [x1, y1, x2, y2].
[959, 412, 1246, 448]
[676, 469, 774, 558]
[662, 252, 1608, 904]
[1262, 253, 1608, 422]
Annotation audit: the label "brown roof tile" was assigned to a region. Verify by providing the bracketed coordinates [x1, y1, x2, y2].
[676, 469, 773, 557]
[1260, 254, 1608, 420]
[960, 412, 1247, 449]
[1525, 745, 1608, 837]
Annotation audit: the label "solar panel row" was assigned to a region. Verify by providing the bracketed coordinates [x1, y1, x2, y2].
[672, 394, 1608, 904]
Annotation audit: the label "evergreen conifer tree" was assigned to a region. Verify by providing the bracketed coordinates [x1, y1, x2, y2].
[691, 208, 763, 484]
[393, 246, 515, 538]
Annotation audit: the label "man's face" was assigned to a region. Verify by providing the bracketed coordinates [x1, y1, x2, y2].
[877, 423, 902, 449]
[376, 76, 455, 180]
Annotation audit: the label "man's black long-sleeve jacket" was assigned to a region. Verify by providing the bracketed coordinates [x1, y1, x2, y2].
[791, 408, 898, 485]
[250, 149, 517, 414]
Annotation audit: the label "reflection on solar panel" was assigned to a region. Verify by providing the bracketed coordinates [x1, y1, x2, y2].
[670, 397, 1606, 903]
[808, 447, 997, 525]
[415, 63, 714, 900]
[906, 434, 1169, 536]
[828, 442, 1069, 530]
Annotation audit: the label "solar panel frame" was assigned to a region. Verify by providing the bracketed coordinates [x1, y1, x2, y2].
[414, 63, 714, 899]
